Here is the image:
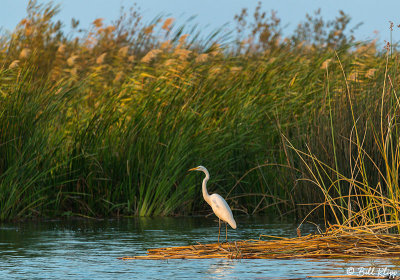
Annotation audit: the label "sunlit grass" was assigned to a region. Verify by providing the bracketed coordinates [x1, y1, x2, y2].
[286, 50, 400, 232]
[0, 0, 398, 224]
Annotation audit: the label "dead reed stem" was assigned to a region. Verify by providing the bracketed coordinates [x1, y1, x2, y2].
[120, 224, 400, 260]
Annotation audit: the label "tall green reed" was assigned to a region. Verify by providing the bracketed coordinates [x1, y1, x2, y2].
[0, 0, 391, 220]
[285, 48, 400, 230]
[0, 69, 76, 220]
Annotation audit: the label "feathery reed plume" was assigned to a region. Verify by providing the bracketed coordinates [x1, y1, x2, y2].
[118, 46, 129, 57]
[141, 49, 161, 63]
[230, 66, 242, 73]
[347, 71, 358, 82]
[160, 40, 172, 50]
[57, 44, 66, 54]
[143, 24, 155, 34]
[195, 53, 208, 63]
[93, 18, 104, 28]
[365, 68, 376, 79]
[113, 71, 124, 83]
[9, 60, 20, 69]
[164, 59, 176, 66]
[320, 58, 332, 69]
[162, 18, 174, 31]
[19, 48, 31, 59]
[173, 48, 191, 61]
[96, 52, 107, 64]
[67, 55, 78, 67]
[128, 55, 135, 62]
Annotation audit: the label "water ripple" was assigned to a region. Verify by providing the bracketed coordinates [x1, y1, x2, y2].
[0, 217, 398, 279]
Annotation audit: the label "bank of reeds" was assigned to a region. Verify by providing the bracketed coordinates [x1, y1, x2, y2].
[286, 46, 400, 230]
[0, 1, 398, 222]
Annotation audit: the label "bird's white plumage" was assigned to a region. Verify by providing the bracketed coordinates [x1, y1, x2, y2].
[189, 165, 237, 238]
[210, 193, 237, 229]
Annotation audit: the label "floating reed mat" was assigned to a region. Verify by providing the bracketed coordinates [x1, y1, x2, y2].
[120, 224, 400, 260]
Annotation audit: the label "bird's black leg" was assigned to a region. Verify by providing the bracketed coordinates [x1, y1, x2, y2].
[218, 219, 221, 243]
[225, 222, 228, 242]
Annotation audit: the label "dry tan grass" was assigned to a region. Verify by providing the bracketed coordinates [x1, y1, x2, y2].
[120, 224, 400, 260]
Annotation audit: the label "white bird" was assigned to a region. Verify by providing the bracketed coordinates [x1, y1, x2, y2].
[189, 166, 237, 243]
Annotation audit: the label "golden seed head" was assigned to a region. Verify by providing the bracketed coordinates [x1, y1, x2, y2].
[93, 18, 104, 28]
[143, 25, 154, 34]
[141, 49, 162, 63]
[19, 48, 31, 59]
[57, 44, 66, 54]
[348, 71, 358, 82]
[67, 55, 78, 67]
[164, 59, 176, 66]
[230, 66, 242, 73]
[179, 34, 189, 44]
[160, 40, 172, 50]
[320, 58, 332, 70]
[96, 52, 107, 64]
[173, 48, 191, 60]
[128, 55, 135, 62]
[195, 53, 208, 63]
[333, 30, 342, 37]
[118, 46, 129, 57]
[113, 71, 124, 83]
[24, 27, 33, 36]
[104, 26, 116, 33]
[162, 18, 174, 31]
[365, 68, 377, 79]
[71, 67, 78, 76]
[9, 60, 20, 69]
[209, 66, 221, 75]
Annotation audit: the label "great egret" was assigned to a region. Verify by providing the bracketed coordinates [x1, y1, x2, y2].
[188, 166, 237, 243]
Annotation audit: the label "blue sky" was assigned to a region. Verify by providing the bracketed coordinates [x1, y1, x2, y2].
[1, 0, 399, 43]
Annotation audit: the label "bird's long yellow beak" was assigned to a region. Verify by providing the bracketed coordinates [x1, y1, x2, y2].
[188, 167, 199, 171]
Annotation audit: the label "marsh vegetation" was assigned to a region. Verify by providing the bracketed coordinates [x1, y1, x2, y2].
[0, 1, 399, 230]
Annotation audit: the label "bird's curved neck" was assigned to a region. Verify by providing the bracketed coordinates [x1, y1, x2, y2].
[202, 171, 211, 205]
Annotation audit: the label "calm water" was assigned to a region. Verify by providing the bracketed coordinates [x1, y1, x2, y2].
[0, 216, 398, 279]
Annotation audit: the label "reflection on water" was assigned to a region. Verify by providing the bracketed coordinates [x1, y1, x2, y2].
[0, 216, 398, 279]
[207, 259, 236, 279]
